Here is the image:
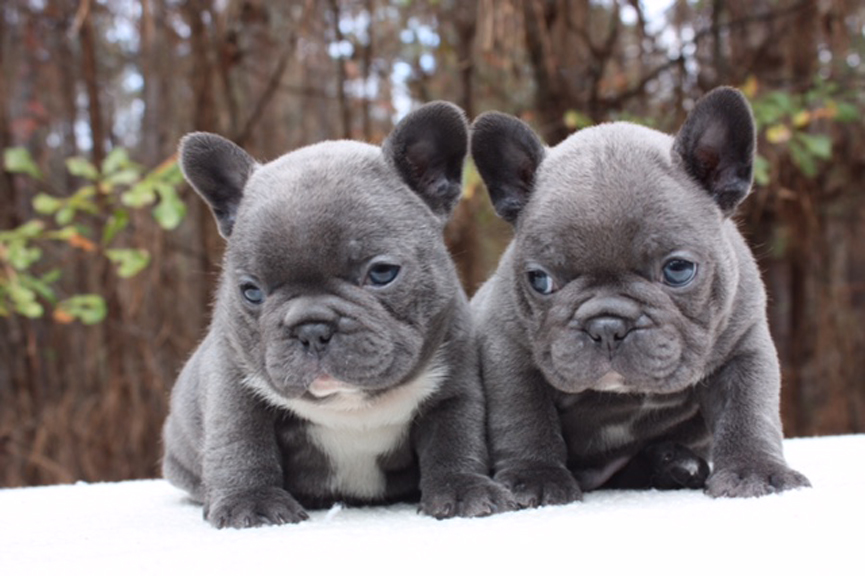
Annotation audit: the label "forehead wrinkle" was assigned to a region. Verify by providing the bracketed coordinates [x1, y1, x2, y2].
[523, 130, 717, 273]
[231, 190, 433, 288]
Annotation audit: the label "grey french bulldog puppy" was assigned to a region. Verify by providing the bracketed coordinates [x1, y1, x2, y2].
[162, 101, 515, 528]
[469, 87, 811, 507]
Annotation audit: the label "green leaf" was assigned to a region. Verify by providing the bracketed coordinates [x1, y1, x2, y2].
[66, 156, 100, 180]
[105, 248, 151, 278]
[41, 268, 63, 284]
[102, 209, 130, 245]
[101, 148, 131, 176]
[0, 219, 44, 243]
[4, 147, 42, 179]
[753, 155, 770, 187]
[765, 91, 795, 114]
[834, 102, 859, 122]
[16, 299, 44, 318]
[20, 274, 57, 303]
[158, 162, 184, 186]
[71, 185, 97, 201]
[121, 181, 157, 208]
[8, 282, 43, 317]
[796, 133, 832, 160]
[33, 193, 64, 215]
[104, 168, 141, 188]
[15, 220, 45, 239]
[56, 206, 76, 226]
[152, 183, 186, 230]
[7, 242, 42, 270]
[788, 139, 817, 177]
[44, 226, 78, 241]
[56, 294, 107, 325]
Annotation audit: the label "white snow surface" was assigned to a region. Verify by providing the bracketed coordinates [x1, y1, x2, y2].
[1, 435, 862, 575]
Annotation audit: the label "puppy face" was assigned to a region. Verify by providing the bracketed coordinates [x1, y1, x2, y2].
[180, 102, 468, 404]
[472, 88, 755, 395]
[227, 144, 457, 399]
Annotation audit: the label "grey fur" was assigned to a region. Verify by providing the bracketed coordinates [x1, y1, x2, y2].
[470, 87, 810, 507]
[163, 101, 515, 528]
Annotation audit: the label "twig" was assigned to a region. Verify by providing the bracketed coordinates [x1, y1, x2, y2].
[233, 42, 294, 147]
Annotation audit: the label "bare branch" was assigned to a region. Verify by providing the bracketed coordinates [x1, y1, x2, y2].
[234, 42, 294, 147]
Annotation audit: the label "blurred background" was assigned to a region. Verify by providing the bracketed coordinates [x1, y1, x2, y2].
[1, 0, 863, 488]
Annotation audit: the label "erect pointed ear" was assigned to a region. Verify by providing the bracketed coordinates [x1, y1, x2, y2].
[178, 132, 257, 238]
[382, 101, 469, 220]
[673, 87, 755, 217]
[470, 112, 545, 225]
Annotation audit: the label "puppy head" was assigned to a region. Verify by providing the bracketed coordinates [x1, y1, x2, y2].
[472, 87, 755, 394]
[180, 102, 468, 402]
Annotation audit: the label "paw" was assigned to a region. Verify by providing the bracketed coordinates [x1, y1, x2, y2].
[706, 463, 811, 498]
[204, 487, 309, 529]
[645, 442, 710, 490]
[496, 465, 583, 508]
[420, 473, 518, 519]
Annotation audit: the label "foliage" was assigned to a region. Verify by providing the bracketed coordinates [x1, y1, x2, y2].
[0, 148, 185, 323]
[745, 77, 860, 184]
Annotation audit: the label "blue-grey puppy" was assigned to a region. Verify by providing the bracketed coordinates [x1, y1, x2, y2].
[469, 87, 810, 506]
[162, 102, 514, 528]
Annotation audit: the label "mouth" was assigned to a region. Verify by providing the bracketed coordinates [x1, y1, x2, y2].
[594, 371, 629, 393]
[306, 375, 361, 398]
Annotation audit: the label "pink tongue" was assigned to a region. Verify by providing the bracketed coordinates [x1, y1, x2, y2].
[308, 376, 352, 398]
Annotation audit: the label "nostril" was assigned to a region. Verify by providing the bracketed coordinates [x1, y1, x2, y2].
[292, 322, 335, 353]
[584, 316, 633, 350]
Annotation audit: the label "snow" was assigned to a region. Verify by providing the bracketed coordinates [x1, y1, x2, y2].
[1, 435, 862, 575]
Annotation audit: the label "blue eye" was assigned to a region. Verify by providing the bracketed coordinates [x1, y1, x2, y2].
[527, 269, 556, 295]
[241, 282, 264, 305]
[662, 259, 697, 287]
[367, 263, 400, 286]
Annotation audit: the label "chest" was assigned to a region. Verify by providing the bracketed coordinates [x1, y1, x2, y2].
[557, 388, 703, 458]
[280, 364, 446, 500]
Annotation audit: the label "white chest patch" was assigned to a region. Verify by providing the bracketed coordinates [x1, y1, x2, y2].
[246, 359, 447, 499]
[598, 421, 634, 451]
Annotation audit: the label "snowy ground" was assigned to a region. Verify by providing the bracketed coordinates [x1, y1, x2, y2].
[1, 435, 861, 575]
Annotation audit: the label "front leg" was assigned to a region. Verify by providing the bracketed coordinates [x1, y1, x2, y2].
[413, 347, 517, 519]
[202, 369, 308, 528]
[698, 325, 810, 498]
[481, 337, 582, 508]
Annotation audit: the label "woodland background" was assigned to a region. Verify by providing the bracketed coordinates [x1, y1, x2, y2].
[0, 0, 863, 488]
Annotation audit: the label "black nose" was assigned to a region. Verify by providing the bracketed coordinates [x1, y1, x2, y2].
[292, 322, 335, 356]
[584, 316, 633, 354]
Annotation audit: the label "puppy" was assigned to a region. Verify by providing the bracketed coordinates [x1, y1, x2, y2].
[469, 87, 810, 506]
[162, 102, 514, 528]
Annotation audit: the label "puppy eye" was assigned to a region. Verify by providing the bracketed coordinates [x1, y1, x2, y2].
[367, 263, 400, 287]
[240, 282, 265, 305]
[662, 259, 697, 287]
[527, 269, 556, 295]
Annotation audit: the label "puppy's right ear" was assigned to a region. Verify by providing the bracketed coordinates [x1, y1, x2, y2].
[178, 133, 256, 238]
[470, 112, 545, 225]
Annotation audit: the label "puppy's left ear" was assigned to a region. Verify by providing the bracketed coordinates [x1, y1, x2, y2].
[383, 101, 468, 220]
[179, 132, 257, 238]
[673, 87, 755, 217]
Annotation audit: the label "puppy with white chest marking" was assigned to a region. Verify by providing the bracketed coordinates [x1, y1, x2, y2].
[162, 102, 515, 528]
[470, 87, 810, 506]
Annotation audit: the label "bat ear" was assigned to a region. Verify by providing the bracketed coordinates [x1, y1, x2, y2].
[382, 101, 469, 220]
[673, 87, 755, 217]
[178, 133, 257, 238]
[470, 112, 545, 225]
